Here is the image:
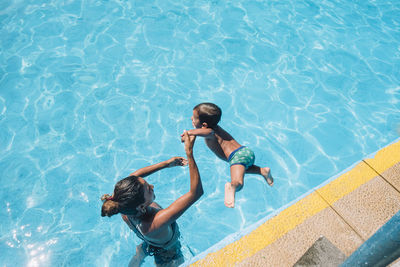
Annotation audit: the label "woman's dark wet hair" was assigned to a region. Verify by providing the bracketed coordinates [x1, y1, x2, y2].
[193, 102, 222, 128]
[101, 175, 145, 217]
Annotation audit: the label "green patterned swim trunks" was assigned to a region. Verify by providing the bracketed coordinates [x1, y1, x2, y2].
[228, 146, 255, 169]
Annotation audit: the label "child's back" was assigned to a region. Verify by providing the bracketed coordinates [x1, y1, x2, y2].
[204, 125, 241, 161]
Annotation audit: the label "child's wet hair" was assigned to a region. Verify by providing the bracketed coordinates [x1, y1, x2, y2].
[101, 175, 145, 217]
[193, 102, 222, 128]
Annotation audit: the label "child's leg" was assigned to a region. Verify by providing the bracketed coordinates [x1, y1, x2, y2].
[246, 165, 274, 186]
[225, 164, 246, 208]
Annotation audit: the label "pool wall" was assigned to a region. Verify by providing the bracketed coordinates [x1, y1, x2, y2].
[187, 138, 400, 266]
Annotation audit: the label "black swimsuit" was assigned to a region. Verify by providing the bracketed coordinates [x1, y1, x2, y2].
[128, 216, 183, 265]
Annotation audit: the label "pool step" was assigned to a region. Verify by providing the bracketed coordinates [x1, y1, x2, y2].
[294, 236, 346, 267]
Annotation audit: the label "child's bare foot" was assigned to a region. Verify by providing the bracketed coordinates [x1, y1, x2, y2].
[224, 182, 235, 208]
[261, 167, 274, 186]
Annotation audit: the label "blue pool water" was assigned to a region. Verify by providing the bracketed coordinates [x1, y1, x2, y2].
[1, 0, 399, 266]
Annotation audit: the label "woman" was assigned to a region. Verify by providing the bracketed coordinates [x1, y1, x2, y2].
[101, 132, 202, 266]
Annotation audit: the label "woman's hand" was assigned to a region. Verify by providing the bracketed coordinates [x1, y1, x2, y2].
[167, 157, 188, 167]
[180, 129, 193, 142]
[182, 131, 196, 155]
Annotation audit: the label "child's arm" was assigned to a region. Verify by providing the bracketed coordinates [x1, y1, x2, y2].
[130, 157, 187, 178]
[188, 128, 214, 136]
[180, 128, 213, 142]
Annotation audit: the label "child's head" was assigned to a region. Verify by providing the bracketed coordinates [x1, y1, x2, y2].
[192, 103, 221, 129]
[101, 175, 153, 217]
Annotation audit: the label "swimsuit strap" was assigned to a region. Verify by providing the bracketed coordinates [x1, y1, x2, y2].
[163, 222, 180, 249]
[128, 217, 147, 241]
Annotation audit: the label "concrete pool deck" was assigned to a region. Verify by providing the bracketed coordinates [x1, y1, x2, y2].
[189, 138, 400, 266]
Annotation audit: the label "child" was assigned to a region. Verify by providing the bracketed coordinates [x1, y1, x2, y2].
[181, 102, 273, 208]
[101, 132, 202, 267]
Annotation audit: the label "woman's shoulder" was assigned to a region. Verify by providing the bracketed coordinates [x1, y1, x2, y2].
[150, 202, 163, 210]
[122, 214, 138, 231]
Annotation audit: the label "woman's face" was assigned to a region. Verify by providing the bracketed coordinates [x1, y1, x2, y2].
[138, 177, 155, 204]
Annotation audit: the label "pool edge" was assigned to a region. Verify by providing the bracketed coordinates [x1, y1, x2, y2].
[187, 138, 400, 266]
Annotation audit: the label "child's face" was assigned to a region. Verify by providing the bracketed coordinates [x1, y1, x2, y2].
[191, 109, 202, 128]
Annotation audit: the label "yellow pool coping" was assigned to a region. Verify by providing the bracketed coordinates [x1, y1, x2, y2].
[189, 138, 400, 266]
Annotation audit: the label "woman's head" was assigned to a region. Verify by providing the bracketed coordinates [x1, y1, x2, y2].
[101, 175, 154, 217]
[192, 103, 222, 129]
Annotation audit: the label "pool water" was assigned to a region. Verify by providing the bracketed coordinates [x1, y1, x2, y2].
[1, 0, 399, 266]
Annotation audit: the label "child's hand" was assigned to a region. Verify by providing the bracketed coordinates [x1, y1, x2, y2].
[167, 157, 188, 167]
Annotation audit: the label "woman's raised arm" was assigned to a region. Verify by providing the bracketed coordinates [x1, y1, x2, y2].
[130, 157, 187, 178]
[148, 131, 203, 231]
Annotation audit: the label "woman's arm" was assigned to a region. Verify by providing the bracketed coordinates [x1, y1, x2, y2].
[149, 132, 203, 231]
[130, 157, 187, 177]
[128, 243, 147, 267]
